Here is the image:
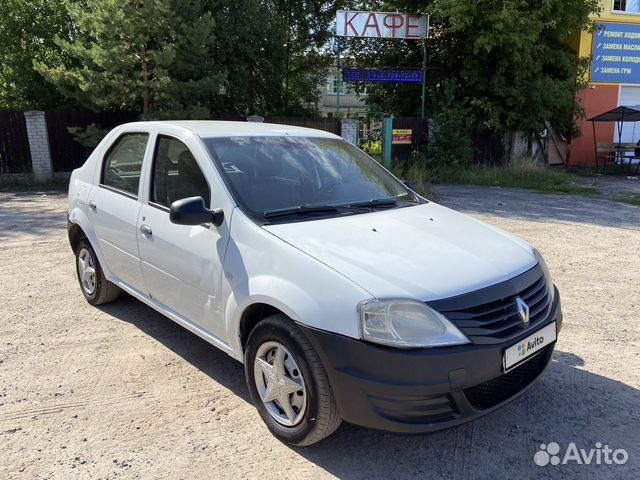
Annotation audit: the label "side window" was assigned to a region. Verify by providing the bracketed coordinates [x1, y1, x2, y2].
[101, 133, 149, 197]
[151, 136, 211, 208]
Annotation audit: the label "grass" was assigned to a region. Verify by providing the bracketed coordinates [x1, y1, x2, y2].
[394, 158, 599, 197]
[391, 161, 435, 198]
[613, 194, 640, 207]
[392, 158, 640, 208]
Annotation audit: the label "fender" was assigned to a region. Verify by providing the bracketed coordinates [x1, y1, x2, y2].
[222, 211, 374, 361]
[68, 206, 118, 282]
[224, 276, 329, 361]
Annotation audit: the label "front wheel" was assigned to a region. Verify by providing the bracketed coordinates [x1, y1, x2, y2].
[244, 314, 342, 446]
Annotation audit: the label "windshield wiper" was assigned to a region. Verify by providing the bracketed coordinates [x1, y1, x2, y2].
[344, 198, 400, 209]
[263, 204, 370, 218]
[354, 197, 423, 208]
[263, 198, 418, 219]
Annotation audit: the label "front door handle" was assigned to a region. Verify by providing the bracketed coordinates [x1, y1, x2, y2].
[140, 224, 152, 235]
[88, 200, 97, 209]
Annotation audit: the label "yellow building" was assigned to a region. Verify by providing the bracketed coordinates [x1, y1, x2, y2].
[571, 0, 640, 165]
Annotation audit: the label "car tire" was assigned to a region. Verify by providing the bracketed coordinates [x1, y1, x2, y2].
[75, 238, 121, 305]
[244, 314, 342, 446]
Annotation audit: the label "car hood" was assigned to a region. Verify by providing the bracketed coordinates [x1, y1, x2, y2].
[263, 202, 537, 300]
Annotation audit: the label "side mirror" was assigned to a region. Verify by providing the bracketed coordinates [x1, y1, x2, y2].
[169, 196, 224, 227]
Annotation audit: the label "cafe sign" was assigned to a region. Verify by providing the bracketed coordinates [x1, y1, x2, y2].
[336, 10, 429, 40]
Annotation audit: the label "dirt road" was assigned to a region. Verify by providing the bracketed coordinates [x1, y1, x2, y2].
[1, 186, 638, 479]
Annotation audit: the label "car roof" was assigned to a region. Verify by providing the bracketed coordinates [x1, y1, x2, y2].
[123, 120, 341, 139]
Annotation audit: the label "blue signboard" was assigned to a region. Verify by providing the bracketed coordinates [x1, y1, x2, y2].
[591, 22, 640, 84]
[342, 69, 423, 83]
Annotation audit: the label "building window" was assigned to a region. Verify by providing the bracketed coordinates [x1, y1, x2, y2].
[326, 75, 339, 95]
[614, 0, 640, 13]
[326, 75, 368, 96]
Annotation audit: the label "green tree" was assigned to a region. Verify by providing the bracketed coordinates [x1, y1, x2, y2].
[346, 0, 600, 139]
[36, 0, 225, 118]
[275, 0, 337, 115]
[0, 0, 75, 110]
[207, 0, 287, 115]
[208, 0, 336, 116]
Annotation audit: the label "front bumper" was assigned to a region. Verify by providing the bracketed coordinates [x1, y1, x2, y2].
[300, 288, 562, 434]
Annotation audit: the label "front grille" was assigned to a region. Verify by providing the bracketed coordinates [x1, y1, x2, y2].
[463, 347, 549, 409]
[430, 265, 551, 345]
[368, 393, 458, 424]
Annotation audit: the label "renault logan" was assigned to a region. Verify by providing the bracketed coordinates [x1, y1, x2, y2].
[67, 121, 562, 446]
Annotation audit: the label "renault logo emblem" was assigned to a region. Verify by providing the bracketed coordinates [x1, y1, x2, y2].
[515, 297, 530, 325]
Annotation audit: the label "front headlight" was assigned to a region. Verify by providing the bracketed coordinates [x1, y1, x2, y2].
[533, 248, 555, 305]
[358, 299, 470, 348]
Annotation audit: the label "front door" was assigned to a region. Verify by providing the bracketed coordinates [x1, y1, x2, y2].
[88, 132, 149, 293]
[137, 134, 228, 341]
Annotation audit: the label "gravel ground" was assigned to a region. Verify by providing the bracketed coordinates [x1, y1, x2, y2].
[588, 175, 640, 199]
[1, 186, 638, 480]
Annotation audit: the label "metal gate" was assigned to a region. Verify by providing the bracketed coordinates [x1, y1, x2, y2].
[381, 116, 429, 166]
[391, 117, 428, 161]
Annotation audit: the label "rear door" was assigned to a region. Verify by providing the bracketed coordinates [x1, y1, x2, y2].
[137, 133, 229, 341]
[88, 132, 149, 293]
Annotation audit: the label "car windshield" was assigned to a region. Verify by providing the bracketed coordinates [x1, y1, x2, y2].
[203, 136, 419, 220]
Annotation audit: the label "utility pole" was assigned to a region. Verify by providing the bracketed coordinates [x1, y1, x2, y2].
[420, 41, 427, 119]
[336, 39, 341, 118]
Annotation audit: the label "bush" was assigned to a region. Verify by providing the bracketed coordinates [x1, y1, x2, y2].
[68, 123, 109, 148]
[361, 140, 382, 156]
[427, 82, 474, 167]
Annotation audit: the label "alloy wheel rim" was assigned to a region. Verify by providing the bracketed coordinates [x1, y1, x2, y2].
[77, 248, 97, 295]
[253, 341, 307, 427]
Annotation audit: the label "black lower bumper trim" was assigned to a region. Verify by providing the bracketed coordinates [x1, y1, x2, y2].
[463, 346, 549, 410]
[299, 291, 562, 434]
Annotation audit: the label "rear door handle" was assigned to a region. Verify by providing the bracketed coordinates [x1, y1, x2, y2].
[88, 200, 96, 209]
[140, 224, 152, 235]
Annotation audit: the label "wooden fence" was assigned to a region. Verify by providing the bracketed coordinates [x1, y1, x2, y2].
[0, 111, 345, 178]
[0, 111, 32, 174]
[210, 115, 342, 136]
[471, 130, 505, 165]
[265, 116, 341, 136]
[45, 111, 138, 172]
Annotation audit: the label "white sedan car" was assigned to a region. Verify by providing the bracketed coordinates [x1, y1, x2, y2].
[67, 121, 562, 446]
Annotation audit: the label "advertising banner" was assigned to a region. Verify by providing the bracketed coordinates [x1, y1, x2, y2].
[392, 129, 413, 144]
[592, 22, 640, 84]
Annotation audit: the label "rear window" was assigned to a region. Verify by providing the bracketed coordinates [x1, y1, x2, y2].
[101, 133, 149, 196]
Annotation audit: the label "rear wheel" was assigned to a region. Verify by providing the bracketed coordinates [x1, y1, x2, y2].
[75, 239, 121, 305]
[244, 314, 342, 446]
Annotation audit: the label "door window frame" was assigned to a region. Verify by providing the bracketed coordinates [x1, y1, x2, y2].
[148, 133, 212, 212]
[99, 131, 150, 200]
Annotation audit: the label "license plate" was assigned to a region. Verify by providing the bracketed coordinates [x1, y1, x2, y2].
[503, 321, 557, 372]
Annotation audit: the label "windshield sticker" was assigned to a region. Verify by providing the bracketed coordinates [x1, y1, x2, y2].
[223, 162, 244, 174]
